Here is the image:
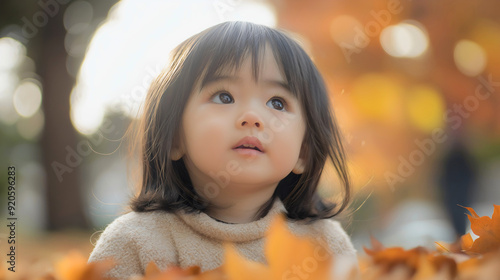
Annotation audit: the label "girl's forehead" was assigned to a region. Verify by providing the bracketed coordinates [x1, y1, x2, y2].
[205, 47, 285, 82]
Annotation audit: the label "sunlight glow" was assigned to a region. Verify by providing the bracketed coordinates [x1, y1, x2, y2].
[380, 21, 429, 58]
[72, 0, 276, 135]
[70, 87, 105, 135]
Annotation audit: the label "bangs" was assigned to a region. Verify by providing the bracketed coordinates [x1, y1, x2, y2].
[191, 22, 308, 100]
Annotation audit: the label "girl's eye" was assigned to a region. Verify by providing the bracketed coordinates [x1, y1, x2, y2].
[267, 97, 286, 111]
[211, 92, 234, 104]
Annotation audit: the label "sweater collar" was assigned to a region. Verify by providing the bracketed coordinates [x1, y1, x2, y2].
[176, 199, 286, 242]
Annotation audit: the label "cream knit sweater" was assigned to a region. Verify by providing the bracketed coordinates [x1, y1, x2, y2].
[88, 199, 356, 279]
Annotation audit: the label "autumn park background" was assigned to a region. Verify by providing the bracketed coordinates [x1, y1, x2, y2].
[0, 0, 499, 278]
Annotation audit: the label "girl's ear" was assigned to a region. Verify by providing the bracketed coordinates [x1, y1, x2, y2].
[292, 142, 308, 175]
[170, 134, 185, 161]
[170, 147, 184, 161]
[292, 158, 305, 174]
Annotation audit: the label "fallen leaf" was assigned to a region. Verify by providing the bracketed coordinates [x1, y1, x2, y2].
[457, 250, 500, 280]
[140, 262, 208, 280]
[223, 245, 268, 280]
[142, 262, 162, 279]
[461, 205, 500, 255]
[435, 239, 461, 254]
[55, 251, 114, 280]
[265, 215, 334, 280]
[364, 237, 456, 278]
[223, 214, 334, 280]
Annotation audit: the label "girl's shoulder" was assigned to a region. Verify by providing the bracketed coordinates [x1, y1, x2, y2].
[97, 210, 178, 240]
[89, 210, 181, 277]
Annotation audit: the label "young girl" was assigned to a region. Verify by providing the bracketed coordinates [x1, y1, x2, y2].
[88, 21, 356, 279]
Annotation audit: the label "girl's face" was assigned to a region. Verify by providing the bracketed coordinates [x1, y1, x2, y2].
[179, 45, 306, 200]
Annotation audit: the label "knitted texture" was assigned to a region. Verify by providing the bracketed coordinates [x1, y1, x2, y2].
[88, 199, 356, 279]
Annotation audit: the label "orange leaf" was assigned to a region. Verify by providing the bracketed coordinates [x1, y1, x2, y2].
[265, 215, 333, 280]
[493, 205, 500, 238]
[144, 262, 162, 277]
[193, 267, 226, 280]
[223, 244, 269, 280]
[363, 235, 385, 256]
[435, 241, 450, 253]
[460, 205, 500, 255]
[412, 255, 436, 280]
[55, 251, 87, 280]
[141, 262, 204, 280]
[223, 215, 334, 280]
[458, 250, 500, 279]
[363, 242, 456, 278]
[461, 233, 474, 251]
[55, 251, 114, 280]
[435, 239, 462, 254]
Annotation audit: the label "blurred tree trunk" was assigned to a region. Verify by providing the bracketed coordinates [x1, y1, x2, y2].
[37, 4, 89, 230]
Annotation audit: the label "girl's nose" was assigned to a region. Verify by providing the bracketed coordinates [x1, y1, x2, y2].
[237, 110, 263, 129]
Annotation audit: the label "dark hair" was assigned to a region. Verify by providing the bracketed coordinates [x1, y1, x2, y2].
[129, 21, 351, 222]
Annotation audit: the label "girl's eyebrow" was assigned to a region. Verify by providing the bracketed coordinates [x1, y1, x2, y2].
[201, 75, 291, 93]
[201, 75, 240, 89]
[262, 79, 291, 92]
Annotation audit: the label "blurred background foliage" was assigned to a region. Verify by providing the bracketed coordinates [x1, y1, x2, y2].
[0, 0, 499, 270]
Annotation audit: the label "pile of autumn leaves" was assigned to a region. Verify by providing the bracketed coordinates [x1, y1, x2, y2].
[5, 205, 500, 280]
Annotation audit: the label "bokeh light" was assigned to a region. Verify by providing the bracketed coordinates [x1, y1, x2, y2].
[63, 0, 94, 34]
[0, 37, 25, 70]
[350, 73, 403, 125]
[13, 80, 43, 118]
[0, 73, 20, 125]
[453, 39, 487, 77]
[405, 85, 445, 133]
[380, 21, 429, 58]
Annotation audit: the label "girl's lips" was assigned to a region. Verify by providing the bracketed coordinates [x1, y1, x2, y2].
[233, 147, 264, 156]
[232, 136, 265, 152]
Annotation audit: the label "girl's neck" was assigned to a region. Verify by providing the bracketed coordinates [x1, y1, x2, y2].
[204, 187, 276, 224]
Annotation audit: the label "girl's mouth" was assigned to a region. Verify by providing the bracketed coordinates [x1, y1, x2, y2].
[234, 144, 262, 152]
[233, 147, 264, 156]
[232, 136, 265, 153]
